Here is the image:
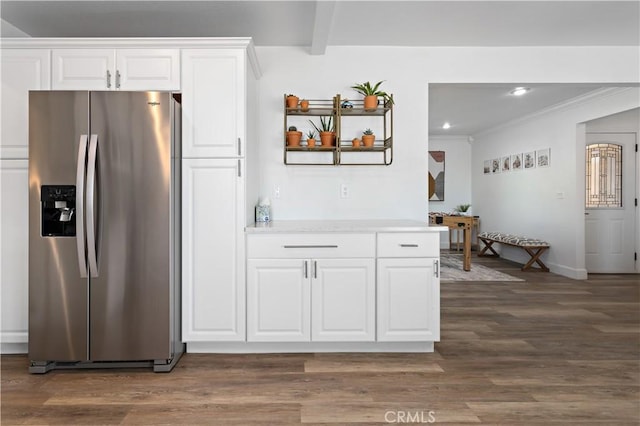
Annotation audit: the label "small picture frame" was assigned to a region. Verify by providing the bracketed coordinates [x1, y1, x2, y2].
[523, 151, 536, 169]
[537, 148, 550, 167]
[501, 156, 511, 172]
[492, 158, 501, 173]
[483, 160, 491, 174]
[511, 153, 523, 171]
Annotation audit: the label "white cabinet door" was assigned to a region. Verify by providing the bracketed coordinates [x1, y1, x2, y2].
[116, 49, 180, 90]
[1, 49, 50, 158]
[247, 259, 311, 342]
[377, 258, 440, 342]
[52, 49, 115, 90]
[52, 49, 180, 90]
[311, 259, 375, 342]
[182, 158, 245, 341]
[182, 49, 245, 158]
[0, 160, 29, 349]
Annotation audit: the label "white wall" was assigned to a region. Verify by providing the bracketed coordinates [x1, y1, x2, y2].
[586, 108, 640, 133]
[254, 46, 639, 224]
[1, 19, 30, 37]
[472, 89, 640, 279]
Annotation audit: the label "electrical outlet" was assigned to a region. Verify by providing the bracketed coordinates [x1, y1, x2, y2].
[341, 184, 349, 199]
[274, 186, 281, 199]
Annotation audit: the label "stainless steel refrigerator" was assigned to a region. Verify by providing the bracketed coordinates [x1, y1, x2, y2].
[28, 91, 183, 373]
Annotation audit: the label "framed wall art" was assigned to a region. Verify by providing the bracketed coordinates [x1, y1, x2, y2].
[428, 150, 445, 201]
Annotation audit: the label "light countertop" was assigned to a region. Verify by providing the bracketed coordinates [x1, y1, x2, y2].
[246, 220, 448, 234]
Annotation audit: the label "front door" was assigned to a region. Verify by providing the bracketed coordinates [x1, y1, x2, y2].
[585, 133, 637, 273]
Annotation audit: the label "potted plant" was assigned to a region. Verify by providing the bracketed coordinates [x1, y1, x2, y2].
[286, 94, 299, 109]
[306, 130, 317, 148]
[300, 99, 310, 112]
[286, 125, 302, 147]
[351, 137, 361, 148]
[455, 204, 472, 215]
[362, 128, 375, 147]
[309, 116, 334, 147]
[350, 81, 394, 111]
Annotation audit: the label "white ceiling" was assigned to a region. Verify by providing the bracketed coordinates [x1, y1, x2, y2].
[2, 1, 639, 136]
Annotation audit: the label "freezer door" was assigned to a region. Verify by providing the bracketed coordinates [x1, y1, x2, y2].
[88, 92, 172, 361]
[28, 91, 89, 362]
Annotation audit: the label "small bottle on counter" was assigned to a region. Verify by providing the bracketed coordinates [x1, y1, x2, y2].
[255, 197, 271, 222]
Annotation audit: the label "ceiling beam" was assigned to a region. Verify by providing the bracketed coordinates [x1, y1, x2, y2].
[309, 0, 336, 55]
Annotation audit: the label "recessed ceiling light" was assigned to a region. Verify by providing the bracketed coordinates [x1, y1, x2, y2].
[510, 87, 531, 96]
[442, 122, 451, 129]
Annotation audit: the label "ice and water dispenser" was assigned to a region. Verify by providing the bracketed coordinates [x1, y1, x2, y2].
[41, 185, 76, 237]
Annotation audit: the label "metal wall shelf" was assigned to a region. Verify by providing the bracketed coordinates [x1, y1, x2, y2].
[284, 94, 393, 166]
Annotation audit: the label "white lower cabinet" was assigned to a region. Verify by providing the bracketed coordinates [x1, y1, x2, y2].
[247, 259, 310, 342]
[247, 258, 375, 342]
[376, 232, 440, 342]
[377, 258, 440, 341]
[0, 160, 29, 351]
[311, 258, 375, 342]
[182, 158, 245, 341]
[246, 233, 376, 343]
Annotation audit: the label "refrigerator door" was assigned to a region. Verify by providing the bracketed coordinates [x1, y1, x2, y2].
[29, 91, 89, 362]
[88, 92, 172, 361]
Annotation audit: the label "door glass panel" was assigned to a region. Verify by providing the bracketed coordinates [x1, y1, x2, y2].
[585, 143, 622, 208]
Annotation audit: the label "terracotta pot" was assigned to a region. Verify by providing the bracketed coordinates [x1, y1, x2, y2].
[352, 138, 361, 148]
[362, 134, 375, 147]
[287, 131, 302, 147]
[363, 95, 378, 111]
[300, 99, 309, 112]
[319, 131, 333, 147]
[286, 96, 299, 109]
[307, 138, 316, 148]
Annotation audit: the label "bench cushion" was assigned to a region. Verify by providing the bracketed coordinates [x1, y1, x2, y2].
[479, 232, 549, 247]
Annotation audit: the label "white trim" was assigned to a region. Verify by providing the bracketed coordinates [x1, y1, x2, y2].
[1, 37, 254, 49]
[1, 343, 27, 355]
[186, 341, 435, 353]
[475, 87, 636, 138]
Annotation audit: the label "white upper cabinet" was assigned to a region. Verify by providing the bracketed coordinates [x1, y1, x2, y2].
[1, 49, 50, 159]
[181, 49, 245, 158]
[52, 48, 180, 91]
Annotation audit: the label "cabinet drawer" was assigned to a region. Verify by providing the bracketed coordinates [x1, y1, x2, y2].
[377, 233, 439, 258]
[247, 233, 375, 258]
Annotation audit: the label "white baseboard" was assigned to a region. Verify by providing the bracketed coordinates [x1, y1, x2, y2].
[1, 342, 27, 354]
[186, 341, 435, 354]
[548, 263, 588, 280]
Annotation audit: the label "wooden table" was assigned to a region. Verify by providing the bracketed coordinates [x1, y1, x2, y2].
[430, 215, 474, 271]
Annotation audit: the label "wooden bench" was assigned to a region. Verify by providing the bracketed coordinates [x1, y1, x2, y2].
[478, 232, 550, 272]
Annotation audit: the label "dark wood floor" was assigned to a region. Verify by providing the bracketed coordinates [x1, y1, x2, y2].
[2, 255, 639, 424]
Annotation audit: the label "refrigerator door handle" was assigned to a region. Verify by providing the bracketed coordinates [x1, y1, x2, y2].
[86, 134, 99, 277]
[76, 134, 89, 278]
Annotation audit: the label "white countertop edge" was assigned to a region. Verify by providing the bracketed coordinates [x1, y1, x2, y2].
[246, 220, 448, 233]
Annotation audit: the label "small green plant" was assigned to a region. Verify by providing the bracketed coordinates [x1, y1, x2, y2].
[455, 204, 471, 213]
[351, 81, 394, 104]
[308, 116, 334, 133]
[286, 94, 296, 98]
[363, 128, 374, 135]
[306, 130, 316, 139]
[288, 126, 298, 131]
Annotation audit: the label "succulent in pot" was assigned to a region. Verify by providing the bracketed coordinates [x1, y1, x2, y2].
[361, 128, 375, 147]
[286, 125, 302, 147]
[351, 81, 394, 110]
[285, 94, 299, 109]
[309, 116, 335, 147]
[306, 129, 317, 148]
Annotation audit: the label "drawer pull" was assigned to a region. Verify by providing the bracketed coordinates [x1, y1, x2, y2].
[283, 245, 338, 249]
[399, 244, 419, 248]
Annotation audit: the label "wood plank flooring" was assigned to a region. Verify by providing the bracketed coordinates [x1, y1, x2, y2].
[2, 255, 639, 424]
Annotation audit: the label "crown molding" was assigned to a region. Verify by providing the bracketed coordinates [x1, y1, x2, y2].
[474, 87, 636, 138]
